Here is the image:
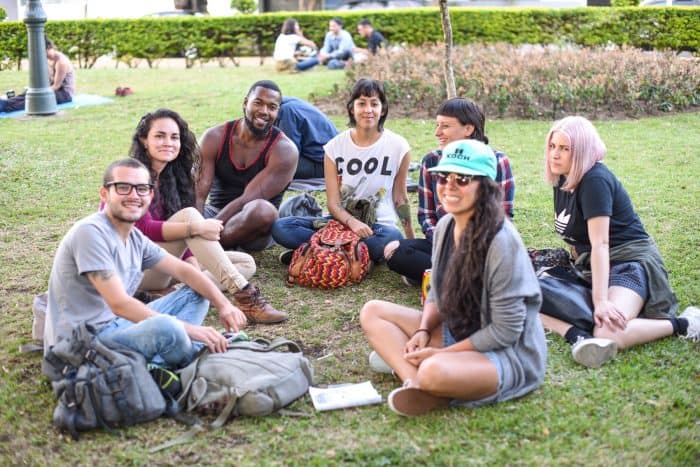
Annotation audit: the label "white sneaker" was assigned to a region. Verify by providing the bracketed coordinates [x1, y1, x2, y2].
[679, 306, 700, 342]
[571, 337, 617, 368]
[368, 351, 393, 374]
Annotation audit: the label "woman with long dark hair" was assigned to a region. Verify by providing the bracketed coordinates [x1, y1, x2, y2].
[129, 108, 287, 324]
[360, 139, 546, 416]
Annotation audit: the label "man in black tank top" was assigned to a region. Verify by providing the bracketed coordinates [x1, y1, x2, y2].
[196, 80, 298, 251]
[195, 80, 298, 324]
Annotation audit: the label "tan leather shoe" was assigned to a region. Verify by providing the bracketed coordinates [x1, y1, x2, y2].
[233, 284, 288, 324]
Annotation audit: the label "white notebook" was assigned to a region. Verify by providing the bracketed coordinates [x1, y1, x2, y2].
[308, 381, 383, 411]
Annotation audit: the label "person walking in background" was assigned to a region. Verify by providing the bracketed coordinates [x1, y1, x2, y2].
[273, 18, 317, 73]
[538, 116, 699, 368]
[296, 18, 355, 71]
[272, 78, 414, 264]
[383, 98, 514, 286]
[275, 96, 339, 180]
[0, 36, 75, 113]
[128, 108, 287, 324]
[360, 140, 546, 416]
[353, 18, 385, 62]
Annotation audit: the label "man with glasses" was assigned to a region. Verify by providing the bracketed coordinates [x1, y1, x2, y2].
[44, 159, 247, 369]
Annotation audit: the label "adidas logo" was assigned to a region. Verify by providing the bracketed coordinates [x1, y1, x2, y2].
[555, 210, 571, 233]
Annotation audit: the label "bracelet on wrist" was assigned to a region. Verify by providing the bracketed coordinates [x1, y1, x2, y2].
[412, 328, 430, 337]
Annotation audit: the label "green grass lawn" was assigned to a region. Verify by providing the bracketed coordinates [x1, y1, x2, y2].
[0, 64, 698, 465]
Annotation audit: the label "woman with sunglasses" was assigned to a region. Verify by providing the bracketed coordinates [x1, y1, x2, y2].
[383, 97, 514, 286]
[539, 116, 699, 368]
[272, 78, 414, 264]
[360, 139, 546, 416]
[127, 109, 287, 324]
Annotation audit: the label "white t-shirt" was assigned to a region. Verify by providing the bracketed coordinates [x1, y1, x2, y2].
[273, 34, 302, 61]
[324, 129, 410, 226]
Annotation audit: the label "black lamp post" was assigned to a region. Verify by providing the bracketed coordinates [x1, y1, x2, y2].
[24, 0, 57, 115]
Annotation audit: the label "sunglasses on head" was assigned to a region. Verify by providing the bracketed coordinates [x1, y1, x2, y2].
[435, 172, 477, 187]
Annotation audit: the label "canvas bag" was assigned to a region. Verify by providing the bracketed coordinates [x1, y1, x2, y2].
[42, 322, 167, 440]
[286, 219, 370, 289]
[177, 337, 314, 427]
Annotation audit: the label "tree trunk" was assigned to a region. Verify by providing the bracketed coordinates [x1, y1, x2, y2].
[439, 0, 456, 99]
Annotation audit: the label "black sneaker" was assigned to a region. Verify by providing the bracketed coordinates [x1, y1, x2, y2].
[279, 249, 294, 266]
[148, 364, 182, 399]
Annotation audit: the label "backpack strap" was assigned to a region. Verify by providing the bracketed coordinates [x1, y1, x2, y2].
[225, 338, 302, 353]
[211, 395, 238, 428]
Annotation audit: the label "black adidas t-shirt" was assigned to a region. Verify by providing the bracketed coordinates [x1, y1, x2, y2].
[553, 163, 647, 254]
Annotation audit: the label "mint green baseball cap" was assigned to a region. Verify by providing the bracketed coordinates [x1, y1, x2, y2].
[428, 139, 497, 181]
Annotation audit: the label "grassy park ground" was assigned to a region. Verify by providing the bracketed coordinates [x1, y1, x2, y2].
[0, 62, 698, 465]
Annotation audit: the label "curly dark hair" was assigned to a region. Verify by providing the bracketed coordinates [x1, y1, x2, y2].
[129, 109, 200, 219]
[439, 177, 504, 341]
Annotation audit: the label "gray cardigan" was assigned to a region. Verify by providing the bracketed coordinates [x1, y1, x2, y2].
[428, 216, 547, 402]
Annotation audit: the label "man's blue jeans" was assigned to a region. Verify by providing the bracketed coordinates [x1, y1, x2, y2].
[98, 286, 209, 368]
[271, 215, 403, 263]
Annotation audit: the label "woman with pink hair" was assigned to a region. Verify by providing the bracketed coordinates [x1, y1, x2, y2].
[539, 116, 698, 368]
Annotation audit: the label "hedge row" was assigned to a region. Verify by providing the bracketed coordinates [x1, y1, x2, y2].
[0, 7, 698, 70]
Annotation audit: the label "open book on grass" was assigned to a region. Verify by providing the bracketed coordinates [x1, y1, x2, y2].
[308, 381, 383, 411]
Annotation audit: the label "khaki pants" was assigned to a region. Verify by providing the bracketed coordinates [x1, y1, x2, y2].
[139, 207, 255, 293]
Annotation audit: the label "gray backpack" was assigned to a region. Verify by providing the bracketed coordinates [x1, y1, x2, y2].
[177, 337, 314, 427]
[42, 323, 167, 439]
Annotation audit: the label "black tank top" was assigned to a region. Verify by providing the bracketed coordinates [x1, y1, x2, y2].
[209, 119, 284, 209]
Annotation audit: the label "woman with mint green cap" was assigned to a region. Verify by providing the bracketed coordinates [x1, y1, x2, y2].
[360, 139, 546, 416]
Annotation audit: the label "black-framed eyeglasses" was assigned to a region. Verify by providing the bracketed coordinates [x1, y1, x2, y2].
[435, 172, 476, 187]
[104, 182, 154, 196]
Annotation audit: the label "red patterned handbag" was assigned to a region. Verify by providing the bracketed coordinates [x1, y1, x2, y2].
[286, 220, 371, 289]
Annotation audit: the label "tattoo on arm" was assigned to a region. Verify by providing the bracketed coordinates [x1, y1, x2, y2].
[87, 270, 115, 282]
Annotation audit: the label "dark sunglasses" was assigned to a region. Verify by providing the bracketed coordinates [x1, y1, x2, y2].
[104, 182, 154, 196]
[435, 172, 477, 187]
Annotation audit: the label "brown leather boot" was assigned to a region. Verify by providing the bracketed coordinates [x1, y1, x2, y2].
[232, 284, 288, 324]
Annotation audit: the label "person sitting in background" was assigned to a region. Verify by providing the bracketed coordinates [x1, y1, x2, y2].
[0, 37, 75, 113]
[353, 18, 385, 62]
[275, 96, 339, 180]
[360, 139, 546, 417]
[296, 18, 355, 71]
[384, 97, 514, 286]
[273, 18, 317, 73]
[128, 108, 286, 324]
[539, 116, 699, 368]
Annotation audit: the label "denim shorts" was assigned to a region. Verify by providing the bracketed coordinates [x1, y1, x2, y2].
[609, 261, 648, 301]
[443, 323, 504, 408]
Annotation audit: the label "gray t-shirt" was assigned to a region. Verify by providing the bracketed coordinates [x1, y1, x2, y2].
[44, 211, 165, 349]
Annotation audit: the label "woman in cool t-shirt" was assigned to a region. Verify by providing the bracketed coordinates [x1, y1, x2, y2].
[272, 78, 414, 263]
[539, 116, 698, 368]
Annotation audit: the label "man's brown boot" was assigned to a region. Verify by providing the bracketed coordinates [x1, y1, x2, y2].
[232, 284, 288, 324]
